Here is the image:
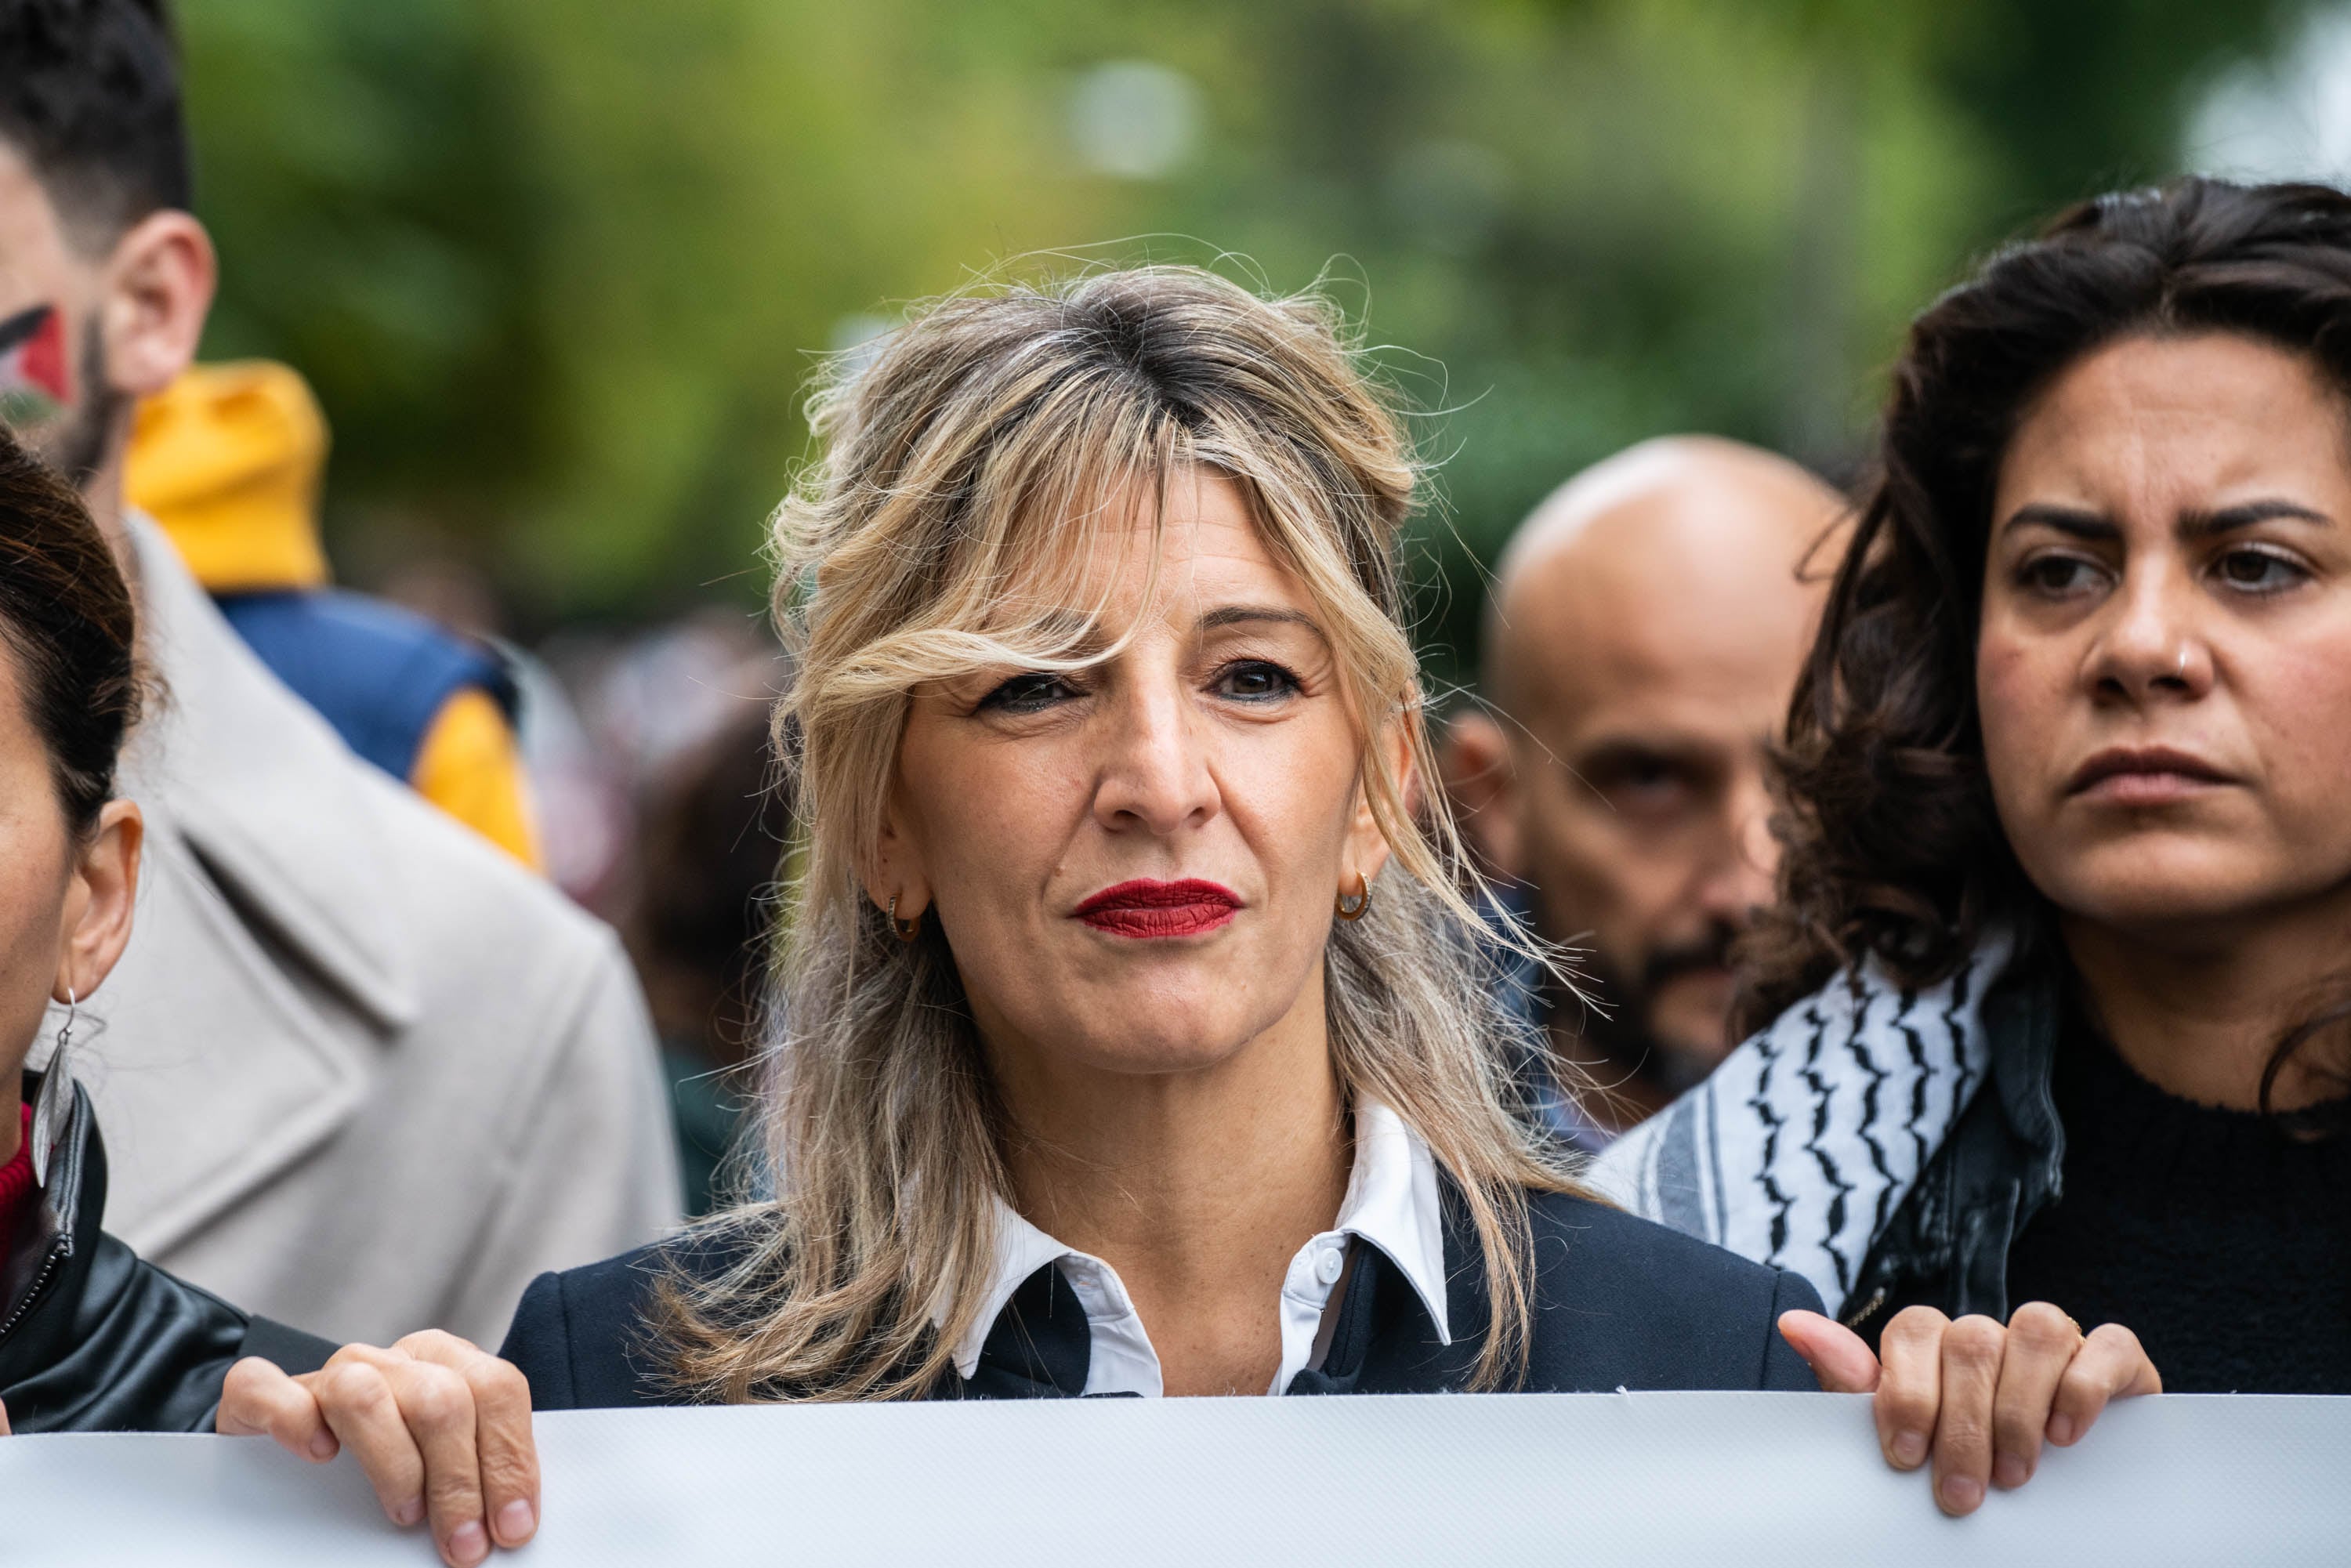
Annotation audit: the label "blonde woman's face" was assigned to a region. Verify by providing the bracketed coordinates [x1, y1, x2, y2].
[882, 470, 1392, 1082]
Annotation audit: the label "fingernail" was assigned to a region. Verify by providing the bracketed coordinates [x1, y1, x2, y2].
[2047, 1414, 2076, 1446]
[496, 1498, 537, 1543]
[308, 1432, 336, 1460]
[1994, 1454, 2029, 1489]
[1941, 1475, 1983, 1513]
[447, 1520, 488, 1566]
[1892, 1432, 1926, 1467]
[393, 1497, 426, 1527]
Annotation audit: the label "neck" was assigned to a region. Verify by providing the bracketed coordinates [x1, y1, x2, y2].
[0, 1071, 17, 1165]
[984, 970, 1351, 1396]
[82, 450, 135, 582]
[2060, 893, 2351, 1114]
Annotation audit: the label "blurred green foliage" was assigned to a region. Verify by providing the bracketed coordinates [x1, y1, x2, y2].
[176, 0, 2306, 680]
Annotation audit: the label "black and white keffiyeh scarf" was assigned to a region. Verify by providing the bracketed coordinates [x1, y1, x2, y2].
[1588, 933, 2015, 1317]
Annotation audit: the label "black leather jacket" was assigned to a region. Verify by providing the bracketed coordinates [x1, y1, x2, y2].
[0, 1074, 334, 1432]
[1844, 957, 2067, 1346]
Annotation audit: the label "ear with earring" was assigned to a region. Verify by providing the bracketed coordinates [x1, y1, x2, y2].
[30, 987, 75, 1187]
[1335, 871, 1371, 922]
[886, 894, 922, 942]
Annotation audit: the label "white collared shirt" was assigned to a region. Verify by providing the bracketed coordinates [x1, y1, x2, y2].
[941, 1100, 1453, 1396]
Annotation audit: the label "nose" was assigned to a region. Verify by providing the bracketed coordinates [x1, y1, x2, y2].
[1694, 765, 1777, 927]
[2086, 563, 2213, 705]
[1092, 670, 1221, 837]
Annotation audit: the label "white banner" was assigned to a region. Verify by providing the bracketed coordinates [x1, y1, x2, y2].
[6, 1392, 2348, 1566]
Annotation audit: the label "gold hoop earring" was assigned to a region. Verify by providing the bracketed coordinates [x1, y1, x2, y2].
[886, 894, 922, 942]
[1335, 872, 1371, 922]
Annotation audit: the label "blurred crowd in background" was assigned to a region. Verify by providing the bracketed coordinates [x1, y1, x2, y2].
[124, 0, 2351, 1211]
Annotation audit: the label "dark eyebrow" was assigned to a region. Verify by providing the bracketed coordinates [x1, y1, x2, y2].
[2179, 499, 2333, 538]
[1998, 504, 2117, 541]
[1999, 498, 2333, 542]
[1575, 733, 1722, 770]
[1197, 605, 1327, 639]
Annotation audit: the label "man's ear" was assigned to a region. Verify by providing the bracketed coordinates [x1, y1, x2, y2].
[55, 800, 141, 1003]
[99, 210, 215, 400]
[1440, 710, 1523, 879]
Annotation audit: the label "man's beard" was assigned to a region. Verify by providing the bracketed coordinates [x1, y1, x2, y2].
[13, 318, 119, 488]
[1569, 921, 1742, 1097]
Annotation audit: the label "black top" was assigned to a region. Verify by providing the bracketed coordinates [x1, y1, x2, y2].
[2005, 1019, 2351, 1394]
[0, 1074, 335, 1432]
[501, 1187, 1823, 1406]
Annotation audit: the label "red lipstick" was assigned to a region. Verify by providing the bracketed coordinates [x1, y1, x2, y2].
[1073, 878, 1241, 939]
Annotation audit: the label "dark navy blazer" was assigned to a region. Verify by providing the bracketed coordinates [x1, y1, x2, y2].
[501, 1189, 1824, 1404]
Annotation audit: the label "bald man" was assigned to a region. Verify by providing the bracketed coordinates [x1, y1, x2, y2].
[1447, 436, 1845, 1146]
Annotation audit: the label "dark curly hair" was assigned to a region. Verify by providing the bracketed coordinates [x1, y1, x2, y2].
[0, 423, 139, 832]
[1742, 176, 2351, 1040]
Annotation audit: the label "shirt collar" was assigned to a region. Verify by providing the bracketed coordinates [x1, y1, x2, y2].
[1337, 1099, 1452, 1347]
[940, 1098, 1451, 1382]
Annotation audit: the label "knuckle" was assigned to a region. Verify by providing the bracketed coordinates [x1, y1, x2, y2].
[1991, 1402, 2044, 1450]
[399, 1328, 473, 1360]
[216, 1360, 284, 1433]
[480, 1447, 536, 1497]
[322, 1360, 392, 1413]
[2063, 1352, 2127, 1403]
[1940, 1410, 1993, 1458]
[465, 1354, 528, 1404]
[2007, 1302, 2076, 1352]
[1944, 1316, 2006, 1365]
[1883, 1306, 1949, 1349]
[429, 1465, 484, 1507]
[401, 1370, 473, 1432]
[2056, 1357, 2104, 1403]
[221, 1356, 270, 1399]
[1878, 1383, 1938, 1432]
[2086, 1322, 2143, 1357]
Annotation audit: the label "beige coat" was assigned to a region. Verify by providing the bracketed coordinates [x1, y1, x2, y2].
[45, 517, 682, 1347]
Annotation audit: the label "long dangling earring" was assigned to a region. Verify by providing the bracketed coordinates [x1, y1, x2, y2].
[30, 987, 75, 1187]
[1335, 871, 1371, 922]
[887, 895, 922, 942]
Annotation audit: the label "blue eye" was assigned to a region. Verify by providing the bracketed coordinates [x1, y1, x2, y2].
[1214, 661, 1301, 701]
[980, 672, 1079, 713]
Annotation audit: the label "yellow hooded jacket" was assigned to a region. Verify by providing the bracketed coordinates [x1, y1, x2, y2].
[125, 362, 542, 871]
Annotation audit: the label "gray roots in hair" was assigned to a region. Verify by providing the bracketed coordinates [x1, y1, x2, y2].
[655, 264, 1591, 1399]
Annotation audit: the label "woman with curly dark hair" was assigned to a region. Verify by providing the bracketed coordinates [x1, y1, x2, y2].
[0, 423, 545, 1567]
[1602, 175, 2351, 1507]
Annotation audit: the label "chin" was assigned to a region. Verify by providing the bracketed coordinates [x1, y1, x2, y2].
[1059, 1022, 1258, 1076]
[2035, 838, 2327, 940]
[1027, 984, 1269, 1074]
[1646, 978, 1735, 1063]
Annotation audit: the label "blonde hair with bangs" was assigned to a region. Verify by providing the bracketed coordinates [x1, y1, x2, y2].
[659, 264, 1590, 1400]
